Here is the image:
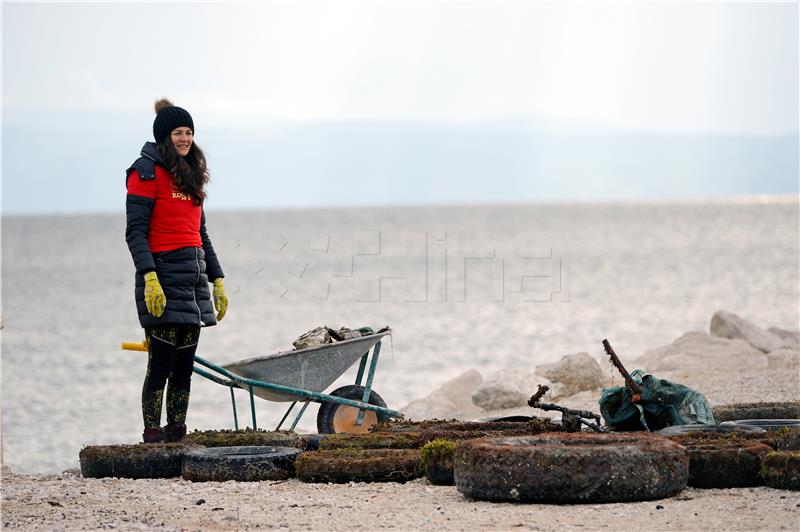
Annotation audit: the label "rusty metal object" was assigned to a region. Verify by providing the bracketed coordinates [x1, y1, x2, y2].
[602, 339, 642, 401]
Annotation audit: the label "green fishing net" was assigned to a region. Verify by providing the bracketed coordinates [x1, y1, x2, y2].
[599, 369, 715, 431]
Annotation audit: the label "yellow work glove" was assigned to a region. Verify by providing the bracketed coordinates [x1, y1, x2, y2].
[143, 271, 166, 317]
[213, 278, 228, 321]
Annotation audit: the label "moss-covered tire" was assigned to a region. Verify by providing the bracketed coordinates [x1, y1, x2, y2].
[421, 439, 457, 485]
[79, 443, 201, 479]
[299, 433, 329, 451]
[761, 451, 800, 490]
[316, 385, 389, 434]
[713, 401, 800, 422]
[454, 433, 688, 503]
[181, 446, 301, 482]
[318, 431, 423, 450]
[721, 419, 800, 432]
[295, 448, 423, 483]
[421, 419, 562, 443]
[683, 441, 773, 488]
[184, 429, 305, 448]
[658, 424, 764, 436]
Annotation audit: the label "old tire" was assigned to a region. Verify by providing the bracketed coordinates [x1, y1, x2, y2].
[658, 424, 764, 436]
[421, 439, 458, 486]
[316, 385, 389, 434]
[683, 441, 773, 488]
[184, 429, 305, 448]
[318, 431, 424, 450]
[295, 448, 423, 483]
[713, 401, 800, 422]
[454, 433, 688, 503]
[79, 443, 201, 479]
[761, 451, 800, 490]
[720, 419, 800, 432]
[181, 446, 301, 482]
[421, 419, 562, 443]
[299, 433, 330, 451]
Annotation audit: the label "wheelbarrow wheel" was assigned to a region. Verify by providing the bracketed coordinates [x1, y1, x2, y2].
[317, 385, 389, 434]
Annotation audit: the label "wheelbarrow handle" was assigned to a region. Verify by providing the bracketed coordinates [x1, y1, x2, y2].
[121, 340, 148, 352]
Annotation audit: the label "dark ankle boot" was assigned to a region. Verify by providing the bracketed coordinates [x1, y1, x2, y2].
[142, 427, 164, 443]
[163, 422, 187, 443]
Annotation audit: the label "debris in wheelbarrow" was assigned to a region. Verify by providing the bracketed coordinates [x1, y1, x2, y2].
[599, 339, 715, 431]
[292, 326, 360, 350]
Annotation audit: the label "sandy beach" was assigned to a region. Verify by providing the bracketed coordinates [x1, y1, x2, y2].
[3, 359, 799, 531]
[2, 470, 799, 531]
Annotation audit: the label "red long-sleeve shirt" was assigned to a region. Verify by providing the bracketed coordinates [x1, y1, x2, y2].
[126, 165, 202, 253]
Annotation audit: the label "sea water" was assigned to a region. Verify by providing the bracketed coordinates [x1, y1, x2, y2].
[2, 198, 798, 473]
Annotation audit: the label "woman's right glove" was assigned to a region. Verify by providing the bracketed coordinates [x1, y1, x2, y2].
[143, 271, 166, 317]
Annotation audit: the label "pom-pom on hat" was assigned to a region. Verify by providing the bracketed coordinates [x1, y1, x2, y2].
[152, 98, 194, 144]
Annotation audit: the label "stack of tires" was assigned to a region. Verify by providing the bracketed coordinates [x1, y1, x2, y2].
[79, 429, 309, 482]
[293, 419, 560, 484]
[78, 402, 800, 496]
[661, 401, 800, 490]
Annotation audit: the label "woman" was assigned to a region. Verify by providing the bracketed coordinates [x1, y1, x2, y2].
[125, 98, 228, 443]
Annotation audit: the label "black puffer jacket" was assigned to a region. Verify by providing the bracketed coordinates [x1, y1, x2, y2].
[125, 143, 223, 328]
[134, 246, 218, 328]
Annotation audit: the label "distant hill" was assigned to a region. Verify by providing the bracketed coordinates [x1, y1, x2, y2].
[2, 112, 798, 214]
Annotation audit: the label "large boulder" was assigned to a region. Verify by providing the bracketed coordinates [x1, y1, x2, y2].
[401, 369, 484, 420]
[768, 327, 800, 350]
[709, 310, 785, 353]
[471, 369, 562, 411]
[534, 352, 605, 396]
[636, 331, 768, 372]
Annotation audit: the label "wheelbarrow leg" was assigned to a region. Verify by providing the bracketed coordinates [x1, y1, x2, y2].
[230, 387, 239, 430]
[275, 401, 297, 431]
[356, 340, 382, 426]
[248, 385, 257, 430]
[354, 353, 369, 386]
[289, 401, 311, 431]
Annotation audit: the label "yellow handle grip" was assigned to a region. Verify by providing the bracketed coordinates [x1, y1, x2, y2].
[121, 341, 148, 352]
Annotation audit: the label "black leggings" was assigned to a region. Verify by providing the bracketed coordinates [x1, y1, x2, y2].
[141, 324, 200, 429]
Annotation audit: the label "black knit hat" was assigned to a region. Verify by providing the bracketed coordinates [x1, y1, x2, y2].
[152, 98, 194, 144]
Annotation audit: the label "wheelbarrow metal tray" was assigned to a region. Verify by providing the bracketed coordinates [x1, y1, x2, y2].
[222, 331, 391, 402]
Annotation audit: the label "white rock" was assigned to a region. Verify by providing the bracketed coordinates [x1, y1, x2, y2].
[768, 327, 800, 350]
[767, 348, 800, 369]
[709, 310, 784, 353]
[534, 352, 605, 396]
[471, 369, 558, 411]
[401, 369, 484, 421]
[636, 331, 768, 372]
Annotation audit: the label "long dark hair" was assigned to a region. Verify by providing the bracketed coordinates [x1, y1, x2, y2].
[156, 139, 210, 206]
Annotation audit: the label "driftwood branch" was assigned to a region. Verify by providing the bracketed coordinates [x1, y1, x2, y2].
[528, 384, 605, 433]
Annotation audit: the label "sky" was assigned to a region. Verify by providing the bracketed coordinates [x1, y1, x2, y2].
[2, 1, 798, 214]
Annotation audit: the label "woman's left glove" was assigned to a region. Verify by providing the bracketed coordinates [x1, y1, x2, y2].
[212, 278, 228, 321]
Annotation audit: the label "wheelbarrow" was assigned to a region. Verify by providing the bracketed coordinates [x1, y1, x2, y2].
[122, 326, 403, 434]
